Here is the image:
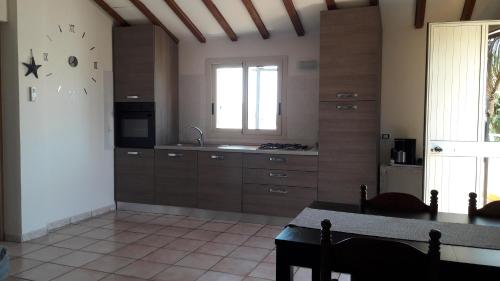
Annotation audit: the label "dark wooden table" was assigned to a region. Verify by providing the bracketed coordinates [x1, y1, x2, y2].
[275, 201, 500, 281]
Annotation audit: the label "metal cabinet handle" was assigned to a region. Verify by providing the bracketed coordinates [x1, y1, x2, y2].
[336, 105, 358, 111]
[269, 157, 286, 163]
[431, 146, 443, 153]
[126, 95, 139, 99]
[269, 172, 288, 178]
[269, 188, 289, 194]
[210, 155, 225, 160]
[127, 151, 140, 155]
[167, 153, 183, 157]
[336, 92, 358, 99]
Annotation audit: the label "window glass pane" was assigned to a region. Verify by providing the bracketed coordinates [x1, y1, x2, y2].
[486, 157, 500, 203]
[247, 65, 278, 130]
[486, 25, 500, 142]
[216, 67, 243, 129]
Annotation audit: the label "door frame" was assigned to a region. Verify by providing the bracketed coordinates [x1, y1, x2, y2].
[0, 29, 4, 240]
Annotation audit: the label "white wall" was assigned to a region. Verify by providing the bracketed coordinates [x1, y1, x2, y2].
[0, 0, 7, 22]
[178, 32, 319, 146]
[2, 0, 114, 239]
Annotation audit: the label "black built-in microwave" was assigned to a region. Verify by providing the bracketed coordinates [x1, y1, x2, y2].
[115, 102, 155, 148]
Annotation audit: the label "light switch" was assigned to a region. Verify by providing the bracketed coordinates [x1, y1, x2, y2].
[29, 87, 37, 102]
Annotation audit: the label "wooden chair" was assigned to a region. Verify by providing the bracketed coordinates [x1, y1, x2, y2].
[320, 219, 441, 281]
[468, 192, 500, 218]
[360, 184, 439, 215]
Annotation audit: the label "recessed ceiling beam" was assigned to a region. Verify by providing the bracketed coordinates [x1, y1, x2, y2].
[282, 0, 305, 37]
[93, 0, 129, 26]
[325, 0, 337, 10]
[201, 0, 237, 42]
[241, 0, 270, 40]
[129, 0, 179, 43]
[164, 0, 206, 43]
[415, 0, 426, 29]
[460, 0, 476, 21]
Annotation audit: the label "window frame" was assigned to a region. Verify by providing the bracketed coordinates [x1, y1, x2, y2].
[206, 56, 287, 141]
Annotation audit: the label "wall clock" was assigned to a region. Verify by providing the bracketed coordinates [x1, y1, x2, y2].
[42, 24, 99, 96]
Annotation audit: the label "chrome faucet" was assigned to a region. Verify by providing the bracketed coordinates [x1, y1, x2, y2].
[191, 126, 204, 146]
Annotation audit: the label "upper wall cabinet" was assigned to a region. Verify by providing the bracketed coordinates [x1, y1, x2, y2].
[113, 25, 178, 103]
[319, 7, 382, 102]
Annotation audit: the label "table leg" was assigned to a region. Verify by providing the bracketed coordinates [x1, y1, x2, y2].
[311, 266, 320, 281]
[276, 246, 293, 281]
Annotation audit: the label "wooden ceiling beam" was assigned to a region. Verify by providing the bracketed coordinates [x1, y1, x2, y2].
[241, 0, 270, 40]
[129, 0, 179, 43]
[415, 0, 426, 29]
[164, 0, 206, 43]
[325, 0, 337, 10]
[282, 0, 305, 37]
[202, 0, 237, 42]
[93, 0, 129, 26]
[460, 0, 476, 21]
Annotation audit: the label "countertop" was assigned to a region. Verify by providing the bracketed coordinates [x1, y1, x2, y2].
[154, 144, 319, 156]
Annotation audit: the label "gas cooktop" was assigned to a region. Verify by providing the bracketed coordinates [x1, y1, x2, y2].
[258, 143, 309, 151]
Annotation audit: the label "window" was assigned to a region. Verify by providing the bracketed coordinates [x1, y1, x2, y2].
[209, 57, 285, 138]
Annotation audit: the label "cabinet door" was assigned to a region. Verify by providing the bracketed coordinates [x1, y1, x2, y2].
[198, 152, 242, 212]
[320, 7, 381, 102]
[318, 101, 378, 203]
[243, 154, 318, 171]
[113, 26, 155, 102]
[115, 148, 154, 204]
[155, 150, 197, 207]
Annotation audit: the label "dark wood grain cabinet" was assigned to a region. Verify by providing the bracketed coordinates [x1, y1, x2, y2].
[198, 152, 243, 212]
[155, 150, 197, 207]
[115, 148, 155, 204]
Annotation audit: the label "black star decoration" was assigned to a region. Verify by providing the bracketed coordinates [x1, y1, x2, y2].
[23, 49, 42, 79]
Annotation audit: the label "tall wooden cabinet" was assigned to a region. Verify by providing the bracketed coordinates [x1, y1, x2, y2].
[318, 6, 381, 203]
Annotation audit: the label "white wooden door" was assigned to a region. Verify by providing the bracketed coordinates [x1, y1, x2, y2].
[425, 23, 486, 214]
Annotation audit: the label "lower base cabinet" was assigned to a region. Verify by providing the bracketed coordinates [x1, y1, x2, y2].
[115, 148, 155, 204]
[243, 184, 317, 217]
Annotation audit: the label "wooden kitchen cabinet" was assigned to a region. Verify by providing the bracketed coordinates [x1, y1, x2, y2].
[198, 152, 243, 212]
[115, 148, 155, 204]
[155, 150, 197, 207]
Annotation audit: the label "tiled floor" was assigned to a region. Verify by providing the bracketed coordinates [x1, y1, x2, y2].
[2, 209, 350, 281]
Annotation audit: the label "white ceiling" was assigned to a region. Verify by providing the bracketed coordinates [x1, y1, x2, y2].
[104, 0, 500, 42]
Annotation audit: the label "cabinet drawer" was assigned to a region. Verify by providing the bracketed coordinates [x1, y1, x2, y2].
[243, 154, 318, 171]
[155, 150, 197, 174]
[115, 148, 154, 204]
[198, 166, 242, 212]
[243, 184, 317, 217]
[244, 169, 317, 188]
[198, 152, 242, 167]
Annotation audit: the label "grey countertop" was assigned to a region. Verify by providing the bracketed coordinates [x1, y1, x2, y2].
[155, 144, 319, 156]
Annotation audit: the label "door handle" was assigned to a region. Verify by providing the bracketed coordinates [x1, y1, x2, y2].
[210, 155, 225, 160]
[336, 92, 358, 99]
[269, 172, 288, 178]
[269, 188, 289, 194]
[127, 151, 141, 156]
[336, 105, 358, 111]
[126, 95, 140, 99]
[431, 146, 443, 153]
[167, 153, 183, 157]
[269, 157, 286, 163]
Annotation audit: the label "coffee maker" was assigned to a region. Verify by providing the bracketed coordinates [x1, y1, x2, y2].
[391, 139, 416, 165]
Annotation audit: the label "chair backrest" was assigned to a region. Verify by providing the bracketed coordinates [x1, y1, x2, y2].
[320, 219, 441, 281]
[360, 184, 439, 215]
[469, 192, 500, 218]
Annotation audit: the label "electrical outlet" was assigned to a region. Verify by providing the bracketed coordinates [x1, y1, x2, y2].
[381, 133, 391, 140]
[29, 87, 37, 102]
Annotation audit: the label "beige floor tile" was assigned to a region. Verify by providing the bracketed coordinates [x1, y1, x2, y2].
[262, 250, 276, 264]
[149, 216, 183, 226]
[198, 222, 233, 232]
[226, 223, 263, 236]
[79, 228, 120, 239]
[212, 233, 250, 246]
[242, 278, 269, 281]
[254, 226, 283, 238]
[101, 274, 147, 281]
[51, 268, 108, 281]
[111, 244, 156, 259]
[122, 214, 157, 224]
[8, 258, 43, 275]
[99, 211, 133, 220]
[2, 242, 45, 257]
[143, 248, 189, 264]
[197, 271, 244, 281]
[229, 246, 270, 262]
[15, 263, 73, 281]
[152, 265, 205, 281]
[106, 231, 148, 244]
[136, 234, 175, 247]
[102, 222, 138, 231]
[243, 237, 275, 250]
[31, 233, 73, 245]
[80, 218, 114, 228]
[51, 251, 102, 267]
[164, 238, 206, 252]
[184, 230, 220, 241]
[156, 227, 191, 238]
[117, 260, 168, 279]
[249, 263, 275, 280]
[128, 224, 165, 234]
[56, 224, 94, 235]
[53, 236, 98, 250]
[172, 219, 207, 229]
[211, 257, 258, 276]
[82, 240, 126, 254]
[83, 255, 134, 273]
[23, 246, 73, 262]
[175, 253, 222, 270]
[196, 242, 238, 257]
